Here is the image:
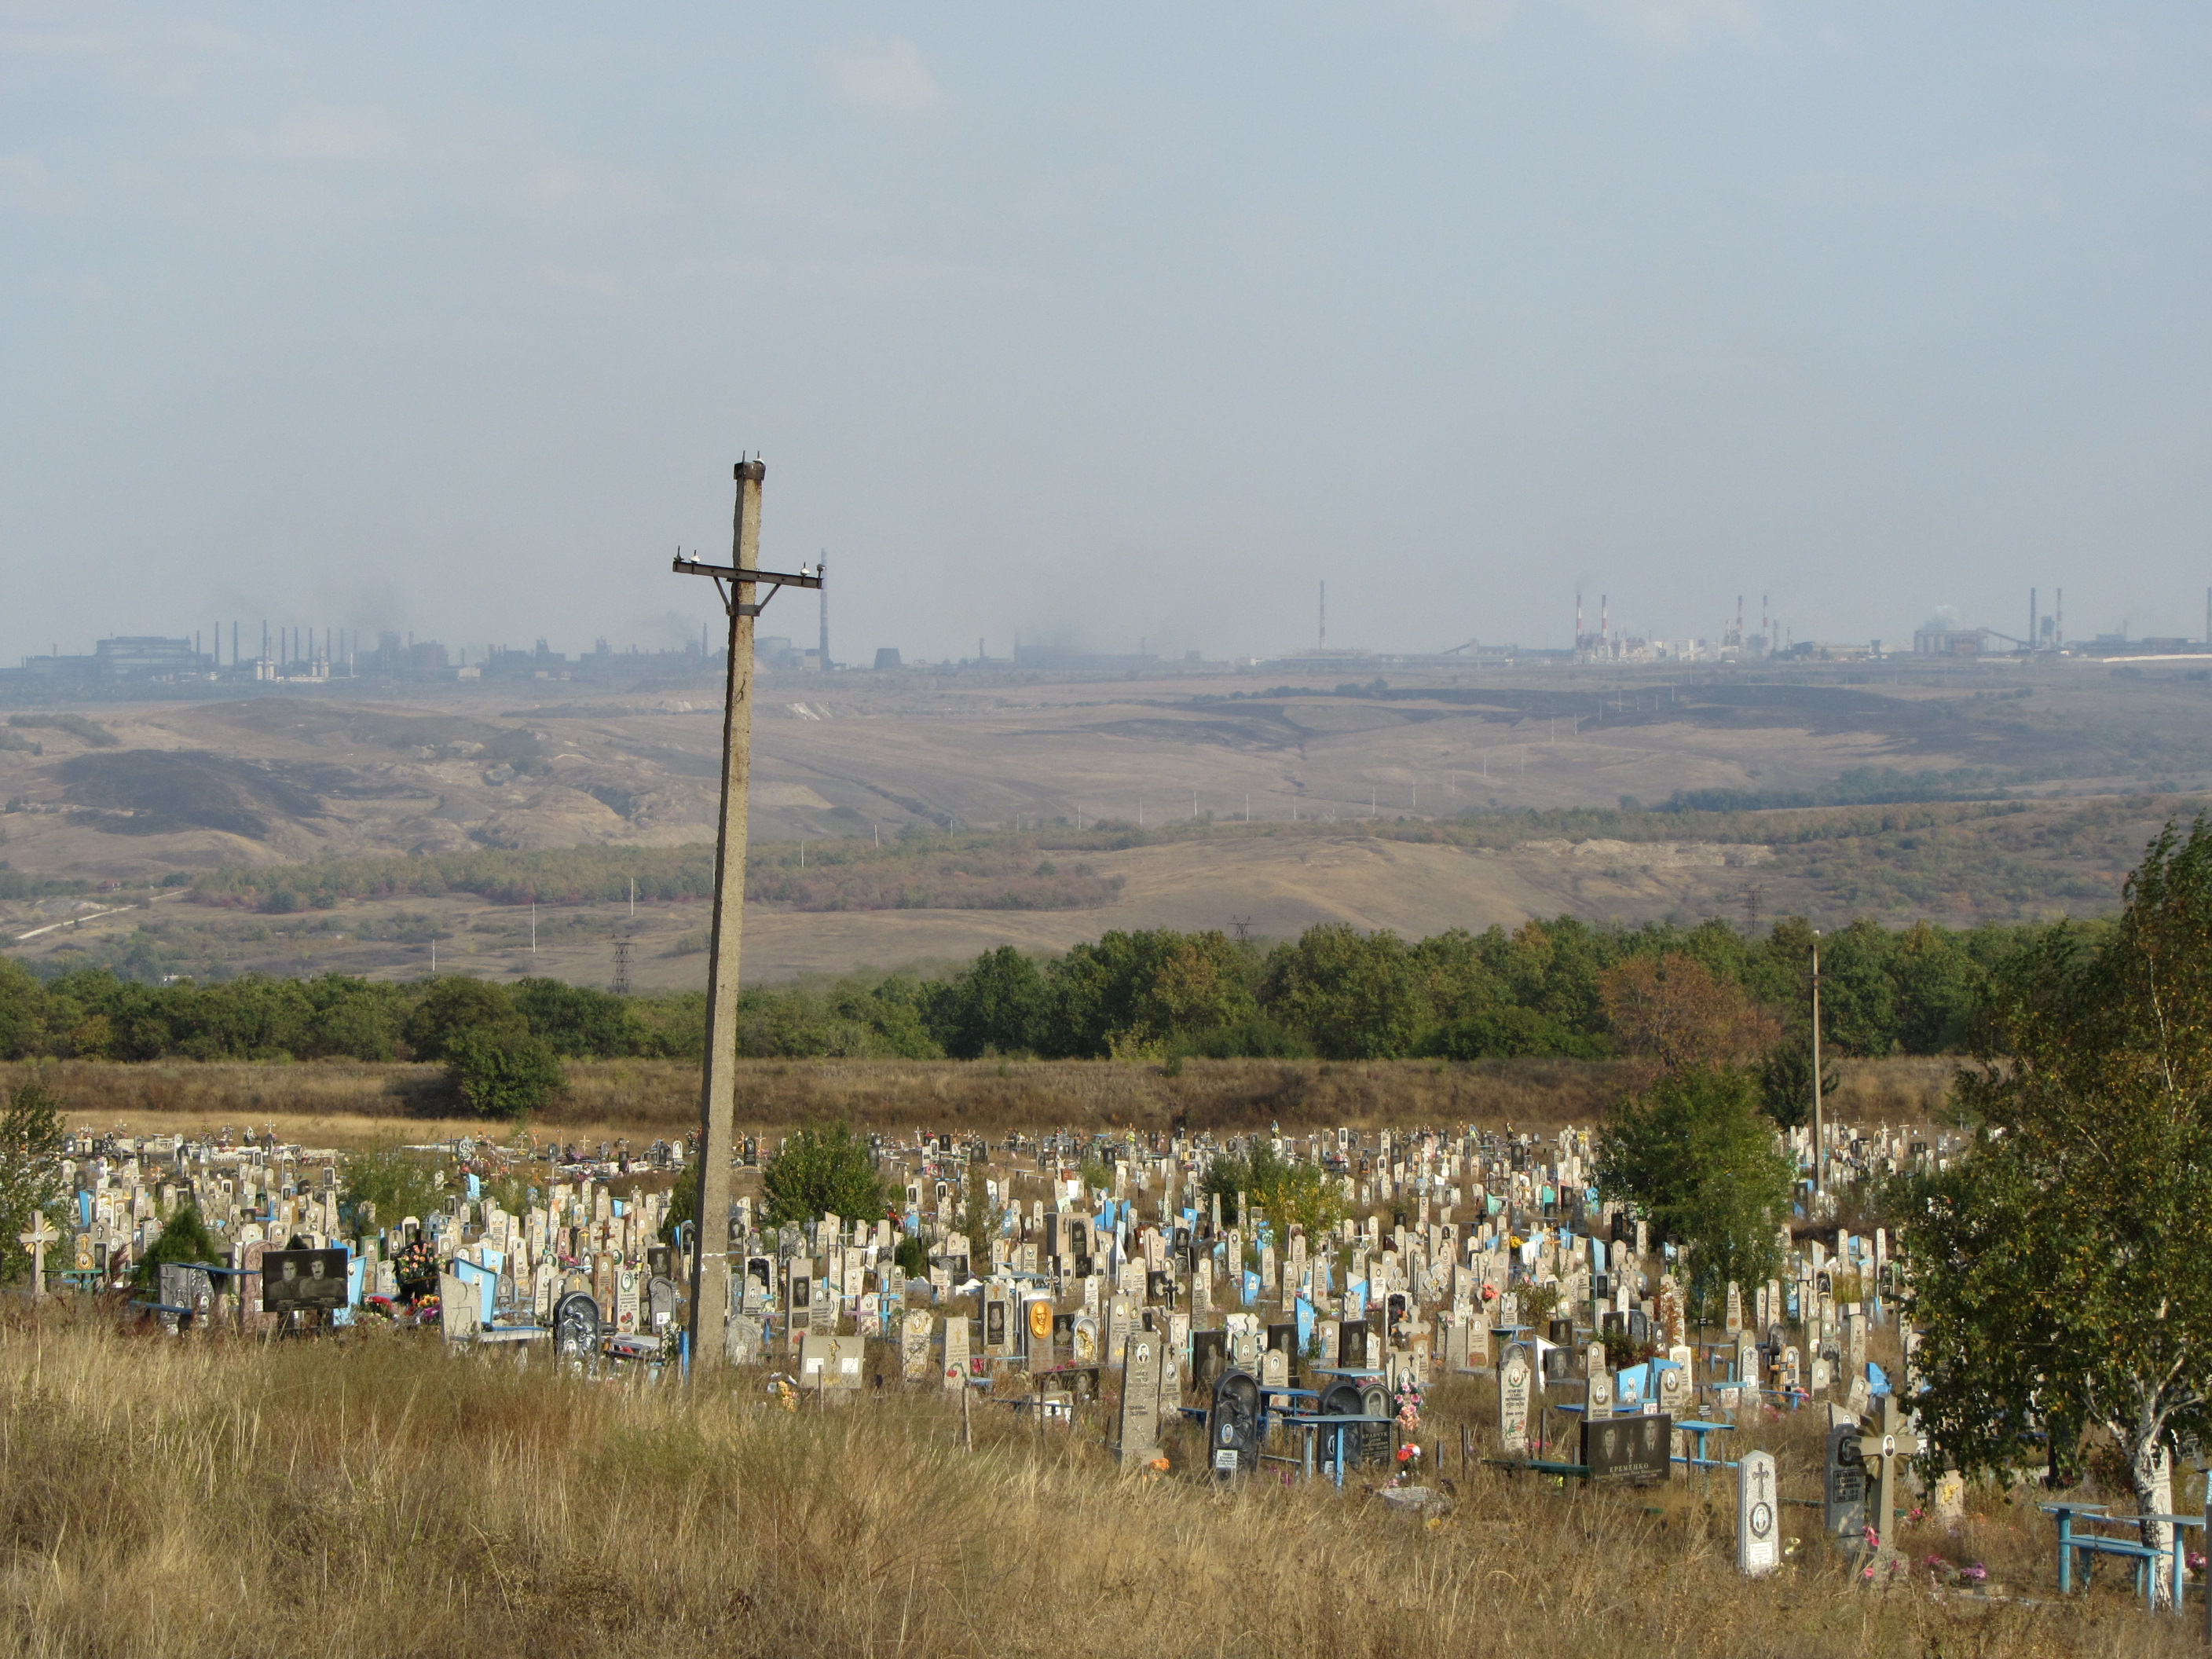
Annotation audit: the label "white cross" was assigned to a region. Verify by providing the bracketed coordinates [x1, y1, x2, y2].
[18, 1213, 58, 1298]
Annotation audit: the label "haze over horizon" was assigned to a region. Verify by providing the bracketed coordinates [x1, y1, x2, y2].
[5, 3, 2210, 669]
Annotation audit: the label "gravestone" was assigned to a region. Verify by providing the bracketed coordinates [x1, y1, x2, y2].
[439, 1271, 479, 1342]
[1071, 1313, 1100, 1367]
[1656, 1354, 1690, 1419]
[901, 1309, 935, 1380]
[1190, 1328, 1229, 1389]
[1738, 1450, 1780, 1576]
[786, 1261, 813, 1353]
[1227, 1320, 1262, 1371]
[1444, 1313, 1470, 1375]
[1358, 1379, 1392, 1466]
[1498, 1345, 1533, 1456]
[646, 1275, 679, 1334]
[1724, 1280, 1743, 1336]
[725, 1313, 764, 1365]
[800, 1331, 864, 1391]
[942, 1313, 971, 1390]
[1024, 1295, 1055, 1372]
[1338, 1320, 1368, 1368]
[1581, 1413, 1669, 1484]
[1932, 1469, 1966, 1529]
[1823, 1423, 1869, 1540]
[1207, 1368, 1261, 1478]
[1584, 1342, 1614, 1419]
[1155, 1331, 1183, 1419]
[546, 1283, 601, 1362]
[1119, 1332, 1160, 1463]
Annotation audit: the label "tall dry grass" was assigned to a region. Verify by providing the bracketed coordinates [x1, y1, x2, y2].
[0, 1054, 1960, 1145]
[0, 1305, 2177, 1659]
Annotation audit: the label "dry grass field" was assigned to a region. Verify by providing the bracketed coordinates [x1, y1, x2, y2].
[0, 1055, 1959, 1149]
[2, 830, 1797, 990]
[0, 1305, 2187, 1659]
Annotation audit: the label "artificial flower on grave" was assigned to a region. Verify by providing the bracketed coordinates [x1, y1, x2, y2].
[1393, 1371, 1423, 1431]
[1393, 1442, 1423, 1487]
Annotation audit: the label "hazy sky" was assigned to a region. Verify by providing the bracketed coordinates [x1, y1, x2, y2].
[5, 3, 2210, 666]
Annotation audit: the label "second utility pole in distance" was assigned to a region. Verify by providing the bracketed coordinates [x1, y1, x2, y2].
[674, 458, 822, 1376]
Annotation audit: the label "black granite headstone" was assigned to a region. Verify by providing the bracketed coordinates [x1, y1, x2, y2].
[1207, 1369, 1261, 1479]
[1581, 1412, 1670, 1484]
[1824, 1423, 1869, 1538]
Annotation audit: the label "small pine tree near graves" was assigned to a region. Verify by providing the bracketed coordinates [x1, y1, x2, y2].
[760, 1120, 884, 1228]
[1904, 816, 2212, 1608]
[134, 1202, 222, 1291]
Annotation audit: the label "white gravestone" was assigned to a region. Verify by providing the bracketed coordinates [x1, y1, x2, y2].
[1498, 1345, 1533, 1457]
[1584, 1342, 1613, 1419]
[1738, 1450, 1780, 1576]
[901, 1308, 935, 1381]
[942, 1313, 971, 1391]
[1119, 1332, 1160, 1463]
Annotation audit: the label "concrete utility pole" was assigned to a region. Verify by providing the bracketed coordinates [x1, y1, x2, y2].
[675, 460, 822, 1376]
[1811, 931, 1826, 1201]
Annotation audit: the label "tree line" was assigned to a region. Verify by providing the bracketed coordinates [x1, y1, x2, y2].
[1, 910, 2049, 1077]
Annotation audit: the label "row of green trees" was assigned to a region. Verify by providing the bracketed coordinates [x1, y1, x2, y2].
[0, 910, 2049, 1069]
[915, 912, 2031, 1064]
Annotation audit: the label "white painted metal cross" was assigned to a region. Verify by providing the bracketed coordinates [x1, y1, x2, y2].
[18, 1212, 58, 1298]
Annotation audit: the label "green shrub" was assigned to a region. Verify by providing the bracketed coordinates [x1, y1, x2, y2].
[134, 1201, 224, 1291]
[445, 1028, 566, 1122]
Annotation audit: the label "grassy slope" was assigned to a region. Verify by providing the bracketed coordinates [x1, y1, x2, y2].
[0, 1310, 2178, 1658]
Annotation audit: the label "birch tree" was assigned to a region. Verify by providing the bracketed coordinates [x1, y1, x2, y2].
[1903, 817, 2212, 1606]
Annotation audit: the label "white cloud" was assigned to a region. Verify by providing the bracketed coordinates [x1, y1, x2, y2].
[819, 36, 943, 116]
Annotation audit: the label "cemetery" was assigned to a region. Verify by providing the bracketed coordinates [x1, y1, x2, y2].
[0, 1093, 2199, 1657]
[8, 585, 2212, 1658]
